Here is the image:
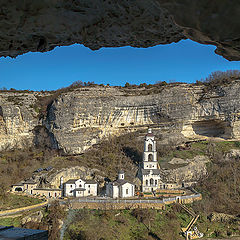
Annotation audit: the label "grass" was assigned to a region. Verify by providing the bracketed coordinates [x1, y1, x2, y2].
[61, 193, 240, 239]
[0, 193, 42, 211]
[0, 216, 21, 227]
[63, 206, 240, 240]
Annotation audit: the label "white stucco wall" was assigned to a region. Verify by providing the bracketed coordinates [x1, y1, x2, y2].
[75, 190, 85, 197]
[142, 174, 160, 192]
[64, 183, 75, 197]
[64, 179, 86, 197]
[112, 185, 119, 198]
[120, 183, 135, 198]
[84, 183, 97, 196]
[143, 161, 158, 169]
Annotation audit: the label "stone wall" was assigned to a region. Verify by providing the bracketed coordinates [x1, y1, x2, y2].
[70, 194, 202, 210]
[71, 201, 165, 210]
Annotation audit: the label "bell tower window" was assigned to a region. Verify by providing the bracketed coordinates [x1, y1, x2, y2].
[148, 154, 153, 161]
[148, 144, 153, 151]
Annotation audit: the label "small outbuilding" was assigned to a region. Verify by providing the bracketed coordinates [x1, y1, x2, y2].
[32, 188, 62, 198]
[11, 180, 37, 194]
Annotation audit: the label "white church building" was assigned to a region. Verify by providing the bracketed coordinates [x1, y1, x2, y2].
[106, 170, 135, 198]
[140, 129, 161, 192]
[64, 178, 98, 197]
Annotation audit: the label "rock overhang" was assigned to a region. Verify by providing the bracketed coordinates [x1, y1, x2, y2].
[0, 0, 239, 60]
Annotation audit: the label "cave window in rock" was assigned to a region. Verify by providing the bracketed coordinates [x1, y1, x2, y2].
[148, 143, 153, 151]
[192, 120, 228, 138]
[148, 154, 153, 161]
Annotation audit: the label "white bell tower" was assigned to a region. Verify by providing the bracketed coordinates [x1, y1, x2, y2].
[143, 128, 158, 169]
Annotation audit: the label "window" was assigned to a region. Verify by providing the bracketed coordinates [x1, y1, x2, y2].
[146, 180, 148, 186]
[48, 192, 51, 197]
[150, 178, 154, 185]
[148, 154, 153, 161]
[126, 189, 128, 195]
[148, 144, 153, 151]
[88, 190, 90, 194]
[155, 180, 157, 185]
[79, 184, 82, 187]
[88, 185, 90, 188]
[70, 185, 72, 188]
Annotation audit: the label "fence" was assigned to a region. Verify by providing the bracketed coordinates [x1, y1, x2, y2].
[69, 193, 201, 209]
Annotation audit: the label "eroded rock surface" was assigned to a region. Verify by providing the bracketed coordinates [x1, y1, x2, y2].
[1, 82, 240, 154]
[162, 155, 210, 183]
[0, 0, 239, 60]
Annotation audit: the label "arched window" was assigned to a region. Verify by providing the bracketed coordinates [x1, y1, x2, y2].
[148, 154, 153, 161]
[150, 178, 154, 185]
[126, 189, 129, 194]
[146, 180, 148, 186]
[155, 180, 157, 186]
[15, 187, 23, 192]
[148, 144, 153, 152]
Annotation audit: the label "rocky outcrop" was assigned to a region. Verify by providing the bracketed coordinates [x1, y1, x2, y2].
[1, 82, 240, 154]
[0, 91, 56, 151]
[46, 166, 102, 189]
[21, 210, 43, 225]
[0, 92, 38, 151]
[162, 155, 210, 183]
[0, 1, 240, 60]
[208, 212, 238, 223]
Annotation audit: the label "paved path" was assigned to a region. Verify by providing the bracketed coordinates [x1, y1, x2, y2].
[0, 200, 48, 217]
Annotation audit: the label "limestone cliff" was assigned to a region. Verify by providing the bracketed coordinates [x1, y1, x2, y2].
[1, 82, 240, 154]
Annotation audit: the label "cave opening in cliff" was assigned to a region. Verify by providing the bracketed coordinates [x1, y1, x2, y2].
[192, 120, 229, 138]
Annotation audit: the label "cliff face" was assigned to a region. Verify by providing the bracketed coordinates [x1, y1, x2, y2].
[1, 82, 240, 154]
[0, 92, 39, 151]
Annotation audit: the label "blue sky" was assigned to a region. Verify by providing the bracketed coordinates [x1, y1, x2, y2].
[0, 39, 240, 91]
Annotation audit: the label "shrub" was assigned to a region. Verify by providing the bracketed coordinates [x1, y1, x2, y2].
[197, 70, 240, 90]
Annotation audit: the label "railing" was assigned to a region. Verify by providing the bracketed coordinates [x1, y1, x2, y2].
[69, 193, 201, 204]
[71, 198, 164, 204]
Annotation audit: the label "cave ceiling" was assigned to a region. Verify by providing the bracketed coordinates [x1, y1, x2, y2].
[1, 0, 240, 60]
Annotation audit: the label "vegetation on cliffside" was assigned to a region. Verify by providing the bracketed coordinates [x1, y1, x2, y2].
[1, 130, 240, 240]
